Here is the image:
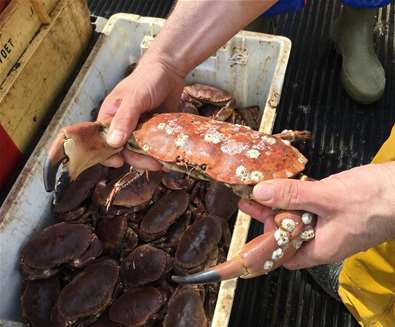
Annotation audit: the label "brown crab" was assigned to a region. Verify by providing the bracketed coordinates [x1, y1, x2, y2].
[181, 84, 262, 129]
[21, 277, 60, 327]
[44, 112, 315, 283]
[93, 168, 162, 211]
[96, 215, 138, 256]
[174, 215, 222, 274]
[163, 286, 208, 327]
[20, 222, 103, 280]
[53, 259, 120, 326]
[109, 287, 168, 326]
[121, 244, 173, 288]
[53, 165, 107, 214]
[139, 189, 190, 241]
[204, 182, 239, 220]
[182, 83, 233, 107]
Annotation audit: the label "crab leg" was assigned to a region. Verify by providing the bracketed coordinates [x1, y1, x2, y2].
[105, 167, 145, 210]
[171, 210, 316, 284]
[274, 130, 311, 142]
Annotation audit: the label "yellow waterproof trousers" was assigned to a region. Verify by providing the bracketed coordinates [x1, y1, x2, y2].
[339, 124, 395, 326]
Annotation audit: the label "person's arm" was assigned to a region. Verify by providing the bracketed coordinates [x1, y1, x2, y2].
[142, 0, 278, 77]
[239, 162, 395, 268]
[98, 0, 277, 166]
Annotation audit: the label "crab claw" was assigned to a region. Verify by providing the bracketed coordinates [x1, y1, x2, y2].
[44, 132, 67, 192]
[44, 122, 122, 192]
[172, 210, 316, 284]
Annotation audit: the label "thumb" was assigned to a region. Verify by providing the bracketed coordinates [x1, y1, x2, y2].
[282, 241, 318, 269]
[252, 179, 325, 214]
[106, 97, 143, 148]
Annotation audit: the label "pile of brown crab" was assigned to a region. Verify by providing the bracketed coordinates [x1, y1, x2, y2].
[20, 83, 315, 327]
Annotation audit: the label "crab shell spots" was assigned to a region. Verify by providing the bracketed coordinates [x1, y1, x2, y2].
[272, 248, 284, 261]
[21, 223, 93, 269]
[109, 287, 165, 327]
[21, 277, 60, 327]
[292, 239, 303, 249]
[274, 229, 289, 247]
[121, 245, 172, 287]
[57, 259, 119, 321]
[263, 260, 274, 271]
[175, 215, 222, 269]
[163, 286, 208, 327]
[184, 83, 232, 104]
[300, 226, 315, 240]
[302, 212, 314, 225]
[133, 113, 307, 185]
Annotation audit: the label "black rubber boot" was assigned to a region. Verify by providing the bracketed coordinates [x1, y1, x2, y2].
[306, 262, 343, 302]
[332, 6, 385, 104]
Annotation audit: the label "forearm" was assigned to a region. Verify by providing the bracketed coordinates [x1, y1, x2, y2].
[141, 0, 277, 76]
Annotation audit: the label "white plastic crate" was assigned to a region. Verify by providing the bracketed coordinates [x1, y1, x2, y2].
[0, 14, 291, 325]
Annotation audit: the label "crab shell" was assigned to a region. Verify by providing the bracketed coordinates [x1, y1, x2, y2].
[132, 113, 307, 187]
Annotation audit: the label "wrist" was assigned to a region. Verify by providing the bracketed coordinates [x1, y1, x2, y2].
[138, 51, 187, 80]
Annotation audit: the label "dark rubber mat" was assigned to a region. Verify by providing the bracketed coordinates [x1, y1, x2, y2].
[88, 1, 395, 326]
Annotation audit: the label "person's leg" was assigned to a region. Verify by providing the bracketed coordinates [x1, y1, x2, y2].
[332, 0, 390, 104]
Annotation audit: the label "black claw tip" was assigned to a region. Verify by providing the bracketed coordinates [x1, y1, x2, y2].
[43, 156, 65, 192]
[171, 270, 221, 284]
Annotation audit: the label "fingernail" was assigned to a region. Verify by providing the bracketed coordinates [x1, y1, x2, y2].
[107, 130, 125, 147]
[253, 181, 275, 202]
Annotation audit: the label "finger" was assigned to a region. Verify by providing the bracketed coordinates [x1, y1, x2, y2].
[101, 154, 125, 168]
[238, 199, 274, 223]
[282, 241, 318, 270]
[263, 217, 276, 234]
[97, 97, 122, 122]
[122, 150, 162, 171]
[105, 96, 143, 148]
[252, 179, 327, 214]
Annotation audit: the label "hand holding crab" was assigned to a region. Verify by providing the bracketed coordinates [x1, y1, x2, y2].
[97, 58, 185, 170]
[240, 162, 395, 269]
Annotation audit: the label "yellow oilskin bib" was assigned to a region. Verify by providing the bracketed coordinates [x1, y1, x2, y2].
[339, 124, 395, 327]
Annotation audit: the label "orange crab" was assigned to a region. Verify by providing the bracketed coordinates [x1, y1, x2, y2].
[44, 112, 315, 283]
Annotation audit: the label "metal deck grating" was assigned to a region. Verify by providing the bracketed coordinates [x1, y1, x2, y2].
[88, 1, 395, 326]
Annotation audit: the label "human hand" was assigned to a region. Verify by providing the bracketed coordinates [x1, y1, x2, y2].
[239, 162, 395, 269]
[97, 58, 185, 170]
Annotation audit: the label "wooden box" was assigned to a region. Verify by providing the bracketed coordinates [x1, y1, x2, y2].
[0, 0, 92, 187]
[0, 0, 59, 84]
